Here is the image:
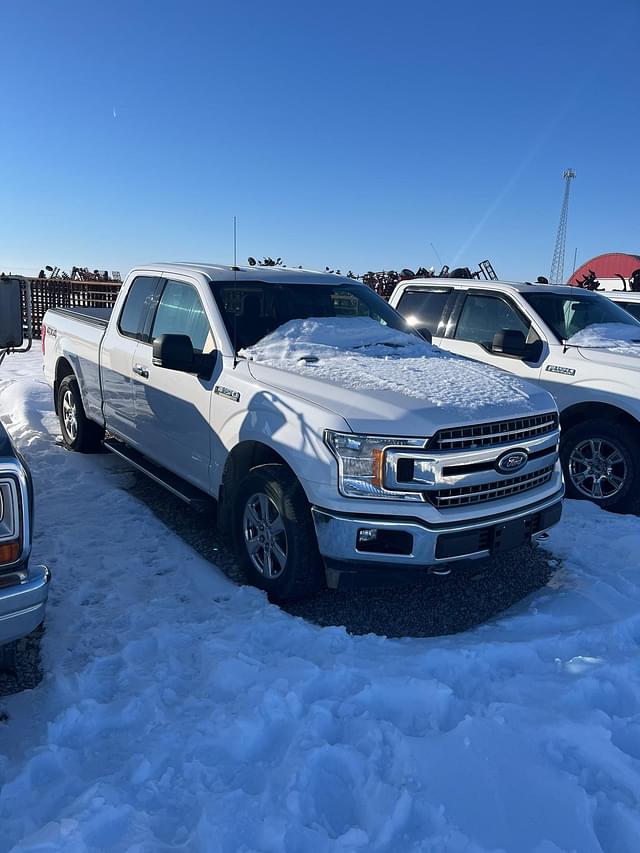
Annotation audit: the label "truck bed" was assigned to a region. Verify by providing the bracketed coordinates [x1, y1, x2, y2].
[43, 307, 113, 426]
[47, 307, 112, 327]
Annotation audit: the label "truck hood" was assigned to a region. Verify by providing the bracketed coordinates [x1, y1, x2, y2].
[0, 421, 17, 460]
[244, 318, 555, 436]
[577, 347, 640, 372]
[568, 324, 640, 372]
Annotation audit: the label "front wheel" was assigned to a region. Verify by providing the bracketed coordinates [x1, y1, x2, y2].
[561, 419, 640, 513]
[57, 375, 104, 452]
[234, 464, 325, 602]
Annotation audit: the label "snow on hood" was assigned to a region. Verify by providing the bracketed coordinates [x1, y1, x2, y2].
[567, 323, 640, 356]
[240, 317, 535, 412]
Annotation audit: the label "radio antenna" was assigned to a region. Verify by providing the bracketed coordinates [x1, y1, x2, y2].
[232, 215, 239, 368]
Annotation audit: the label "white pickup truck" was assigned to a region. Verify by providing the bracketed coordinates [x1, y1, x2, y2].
[603, 290, 640, 322]
[43, 263, 563, 600]
[390, 278, 640, 513]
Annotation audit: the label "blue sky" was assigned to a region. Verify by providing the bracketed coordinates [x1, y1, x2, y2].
[1, 0, 639, 281]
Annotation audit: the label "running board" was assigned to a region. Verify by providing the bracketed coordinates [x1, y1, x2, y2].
[103, 438, 215, 512]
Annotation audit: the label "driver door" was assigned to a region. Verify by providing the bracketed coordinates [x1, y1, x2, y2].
[132, 277, 219, 493]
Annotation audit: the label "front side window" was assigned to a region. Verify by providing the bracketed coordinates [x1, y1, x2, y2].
[211, 281, 409, 351]
[454, 293, 532, 346]
[525, 292, 640, 341]
[151, 280, 213, 352]
[395, 289, 451, 336]
[118, 276, 158, 340]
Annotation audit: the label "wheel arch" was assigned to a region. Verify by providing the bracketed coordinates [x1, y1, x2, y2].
[560, 401, 640, 437]
[217, 441, 301, 536]
[53, 357, 75, 414]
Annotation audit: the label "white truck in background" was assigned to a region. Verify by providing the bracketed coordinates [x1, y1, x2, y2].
[390, 278, 640, 513]
[43, 263, 563, 601]
[603, 290, 640, 322]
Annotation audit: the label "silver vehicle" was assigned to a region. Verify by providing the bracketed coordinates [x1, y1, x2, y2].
[0, 277, 50, 670]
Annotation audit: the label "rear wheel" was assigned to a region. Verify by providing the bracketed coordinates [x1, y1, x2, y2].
[234, 464, 324, 601]
[57, 375, 104, 452]
[561, 419, 640, 513]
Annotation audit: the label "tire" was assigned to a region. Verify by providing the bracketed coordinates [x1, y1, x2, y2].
[57, 375, 104, 452]
[561, 418, 640, 513]
[234, 464, 325, 602]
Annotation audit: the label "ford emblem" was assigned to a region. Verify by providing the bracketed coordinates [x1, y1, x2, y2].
[496, 449, 528, 474]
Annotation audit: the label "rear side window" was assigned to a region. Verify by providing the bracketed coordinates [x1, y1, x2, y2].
[118, 276, 159, 340]
[395, 289, 451, 336]
[151, 280, 213, 353]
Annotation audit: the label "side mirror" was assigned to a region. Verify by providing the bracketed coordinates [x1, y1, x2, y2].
[492, 329, 526, 358]
[153, 334, 198, 373]
[413, 326, 433, 344]
[0, 279, 24, 349]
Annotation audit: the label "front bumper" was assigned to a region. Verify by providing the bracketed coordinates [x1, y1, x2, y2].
[312, 488, 563, 573]
[0, 564, 50, 645]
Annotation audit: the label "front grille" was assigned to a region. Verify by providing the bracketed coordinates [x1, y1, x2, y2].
[429, 464, 555, 509]
[429, 412, 559, 451]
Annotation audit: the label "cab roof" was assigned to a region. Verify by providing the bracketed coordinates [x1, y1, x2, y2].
[138, 262, 356, 286]
[400, 277, 596, 298]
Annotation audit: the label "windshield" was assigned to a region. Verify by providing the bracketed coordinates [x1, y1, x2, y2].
[524, 291, 640, 342]
[210, 280, 410, 351]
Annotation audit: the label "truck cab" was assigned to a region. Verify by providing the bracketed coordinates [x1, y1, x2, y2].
[390, 278, 640, 513]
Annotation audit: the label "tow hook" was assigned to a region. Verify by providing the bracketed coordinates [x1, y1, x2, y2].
[431, 566, 452, 576]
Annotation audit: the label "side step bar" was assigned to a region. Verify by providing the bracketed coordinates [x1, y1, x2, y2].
[104, 438, 215, 513]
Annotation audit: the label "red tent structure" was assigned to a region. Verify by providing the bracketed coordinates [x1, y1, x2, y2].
[568, 252, 640, 288]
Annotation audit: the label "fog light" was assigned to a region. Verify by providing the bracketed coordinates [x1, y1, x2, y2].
[356, 529, 413, 556]
[357, 528, 378, 544]
[0, 541, 20, 564]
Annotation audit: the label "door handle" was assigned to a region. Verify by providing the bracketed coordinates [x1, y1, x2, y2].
[133, 365, 149, 379]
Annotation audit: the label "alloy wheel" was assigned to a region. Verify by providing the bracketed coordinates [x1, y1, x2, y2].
[568, 437, 627, 500]
[62, 390, 78, 441]
[242, 492, 289, 579]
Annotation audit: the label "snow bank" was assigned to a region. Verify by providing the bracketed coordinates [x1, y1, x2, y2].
[1, 351, 640, 852]
[241, 317, 534, 412]
[567, 322, 640, 355]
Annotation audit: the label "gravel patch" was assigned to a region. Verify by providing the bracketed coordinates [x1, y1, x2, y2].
[127, 471, 557, 638]
[0, 627, 44, 699]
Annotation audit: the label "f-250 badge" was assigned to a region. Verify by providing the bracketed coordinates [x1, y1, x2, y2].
[546, 365, 576, 376]
[215, 385, 241, 402]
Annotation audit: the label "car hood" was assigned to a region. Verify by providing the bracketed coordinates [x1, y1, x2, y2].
[577, 347, 640, 372]
[0, 421, 16, 460]
[249, 359, 556, 437]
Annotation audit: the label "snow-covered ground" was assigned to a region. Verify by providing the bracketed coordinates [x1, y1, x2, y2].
[1, 350, 640, 853]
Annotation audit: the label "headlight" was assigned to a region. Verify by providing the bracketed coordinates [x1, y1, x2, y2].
[325, 431, 425, 500]
[0, 478, 20, 564]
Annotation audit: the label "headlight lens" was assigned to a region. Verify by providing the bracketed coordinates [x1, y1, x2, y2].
[325, 431, 425, 500]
